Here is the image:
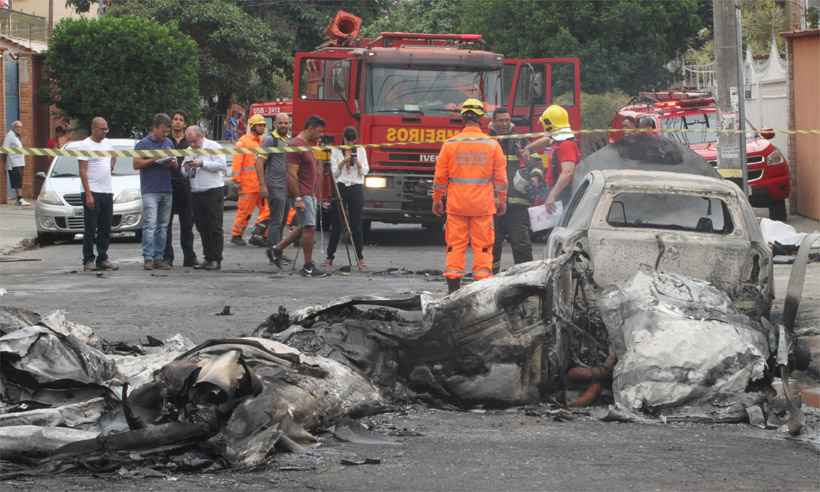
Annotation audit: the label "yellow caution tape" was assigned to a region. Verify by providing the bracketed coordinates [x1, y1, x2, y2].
[0, 127, 816, 158]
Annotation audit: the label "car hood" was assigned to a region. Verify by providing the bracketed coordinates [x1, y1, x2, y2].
[687, 137, 773, 160]
[44, 175, 141, 196]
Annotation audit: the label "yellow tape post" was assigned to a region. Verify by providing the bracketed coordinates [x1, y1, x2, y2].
[0, 127, 816, 158]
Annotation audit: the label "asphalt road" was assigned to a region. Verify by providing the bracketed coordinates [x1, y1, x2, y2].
[1, 211, 819, 491]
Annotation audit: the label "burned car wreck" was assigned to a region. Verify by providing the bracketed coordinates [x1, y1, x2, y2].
[0, 137, 814, 474]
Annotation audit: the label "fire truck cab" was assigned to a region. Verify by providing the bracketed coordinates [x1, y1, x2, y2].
[610, 91, 790, 221]
[289, 11, 581, 231]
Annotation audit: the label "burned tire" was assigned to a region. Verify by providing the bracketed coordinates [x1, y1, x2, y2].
[770, 199, 788, 222]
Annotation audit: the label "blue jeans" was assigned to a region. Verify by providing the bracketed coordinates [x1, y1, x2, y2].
[141, 192, 172, 260]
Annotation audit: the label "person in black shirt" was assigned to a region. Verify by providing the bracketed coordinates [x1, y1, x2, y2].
[163, 110, 198, 267]
[490, 108, 542, 273]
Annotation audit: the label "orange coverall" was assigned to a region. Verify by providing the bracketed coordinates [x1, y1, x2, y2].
[231, 132, 269, 237]
[433, 126, 507, 280]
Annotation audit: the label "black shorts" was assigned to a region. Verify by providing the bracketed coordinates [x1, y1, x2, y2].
[7, 167, 22, 189]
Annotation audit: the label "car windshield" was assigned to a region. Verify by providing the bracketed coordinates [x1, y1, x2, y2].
[366, 66, 502, 115]
[661, 111, 719, 145]
[50, 155, 136, 178]
[606, 192, 733, 234]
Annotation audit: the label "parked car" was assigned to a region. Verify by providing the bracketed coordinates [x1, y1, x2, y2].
[35, 139, 142, 244]
[610, 92, 790, 221]
[548, 169, 774, 315]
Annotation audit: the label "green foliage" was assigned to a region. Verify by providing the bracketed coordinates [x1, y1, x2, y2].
[459, 0, 706, 94]
[361, 0, 460, 37]
[46, 16, 199, 136]
[579, 91, 631, 154]
[108, 0, 289, 106]
[686, 0, 789, 64]
[65, 0, 94, 13]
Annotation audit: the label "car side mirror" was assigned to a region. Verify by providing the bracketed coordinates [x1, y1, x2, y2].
[760, 128, 775, 140]
[35, 171, 46, 179]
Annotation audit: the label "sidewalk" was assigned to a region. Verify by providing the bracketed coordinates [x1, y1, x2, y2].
[0, 202, 36, 255]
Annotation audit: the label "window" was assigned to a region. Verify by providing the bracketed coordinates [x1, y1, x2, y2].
[501, 64, 515, 106]
[606, 192, 733, 234]
[560, 178, 590, 227]
[514, 63, 545, 106]
[661, 111, 719, 145]
[299, 58, 350, 101]
[550, 63, 575, 106]
[365, 66, 501, 115]
[50, 156, 136, 177]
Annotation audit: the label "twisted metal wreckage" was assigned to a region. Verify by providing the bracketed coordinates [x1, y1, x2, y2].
[0, 248, 814, 474]
[0, 138, 815, 475]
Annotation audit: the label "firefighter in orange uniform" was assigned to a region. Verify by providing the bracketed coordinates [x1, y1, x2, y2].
[230, 114, 270, 245]
[433, 99, 508, 294]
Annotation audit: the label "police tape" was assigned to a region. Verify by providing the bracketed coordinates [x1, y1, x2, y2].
[0, 127, 818, 158]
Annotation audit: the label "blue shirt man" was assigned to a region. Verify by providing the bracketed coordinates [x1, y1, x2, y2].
[133, 113, 177, 270]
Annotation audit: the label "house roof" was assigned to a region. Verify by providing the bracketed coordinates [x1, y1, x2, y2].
[781, 28, 820, 40]
[0, 34, 47, 54]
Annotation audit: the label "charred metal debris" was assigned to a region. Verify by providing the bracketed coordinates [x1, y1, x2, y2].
[0, 248, 815, 475]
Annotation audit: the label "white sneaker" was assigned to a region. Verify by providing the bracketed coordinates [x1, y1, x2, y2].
[17, 198, 30, 206]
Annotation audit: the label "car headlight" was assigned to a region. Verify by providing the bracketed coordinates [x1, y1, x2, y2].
[38, 189, 63, 206]
[766, 149, 785, 166]
[365, 176, 388, 189]
[114, 189, 141, 204]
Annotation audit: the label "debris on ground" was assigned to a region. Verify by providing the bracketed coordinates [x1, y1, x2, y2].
[0, 246, 813, 475]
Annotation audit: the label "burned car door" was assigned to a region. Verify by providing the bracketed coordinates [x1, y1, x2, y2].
[586, 189, 753, 293]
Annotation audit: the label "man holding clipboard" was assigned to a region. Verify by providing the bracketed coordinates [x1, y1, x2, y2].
[133, 113, 178, 271]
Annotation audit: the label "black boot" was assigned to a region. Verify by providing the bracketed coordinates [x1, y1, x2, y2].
[447, 278, 461, 294]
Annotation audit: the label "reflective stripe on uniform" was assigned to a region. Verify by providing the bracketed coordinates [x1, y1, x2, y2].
[433, 183, 448, 190]
[241, 166, 256, 172]
[449, 177, 490, 185]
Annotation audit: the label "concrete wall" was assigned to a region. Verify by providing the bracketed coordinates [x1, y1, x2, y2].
[786, 31, 820, 220]
[12, 0, 98, 27]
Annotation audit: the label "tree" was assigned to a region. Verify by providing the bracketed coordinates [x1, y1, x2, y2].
[360, 0, 460, 37]
[459, 0, 706, 94]
[108, 0, 289, 113]
[46, 16, 199, 136]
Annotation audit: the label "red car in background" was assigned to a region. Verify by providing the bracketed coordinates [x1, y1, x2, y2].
[610, 91, 790, 221]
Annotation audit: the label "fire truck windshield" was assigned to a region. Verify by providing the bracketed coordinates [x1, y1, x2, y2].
[661, 111, 719, 145]
[366, 66, 501, 115]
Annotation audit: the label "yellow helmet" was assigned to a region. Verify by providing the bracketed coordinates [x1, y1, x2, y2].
[460, 98, 486, 117]
[539, 105, 570, 132]
[248, 114, 267, 128]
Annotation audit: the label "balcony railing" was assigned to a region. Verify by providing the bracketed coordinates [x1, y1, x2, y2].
[0, 9, 48, 46]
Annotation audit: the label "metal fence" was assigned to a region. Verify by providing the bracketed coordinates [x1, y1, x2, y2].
[0, 9, 47, 45]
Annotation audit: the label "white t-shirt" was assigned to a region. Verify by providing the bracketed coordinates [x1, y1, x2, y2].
[77, 137, 114, 194]
[3, 130, 25, 170]
[330, 147, 369, 186]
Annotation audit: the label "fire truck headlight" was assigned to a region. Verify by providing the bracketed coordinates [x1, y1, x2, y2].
[766, 149, 785, 166]
[365, 176, 388, 189]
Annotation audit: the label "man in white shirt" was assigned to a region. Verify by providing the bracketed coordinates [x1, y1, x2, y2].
[78, 117, 118, 271]
[183, 125, 227, 271]
[3, 120, 28, 206]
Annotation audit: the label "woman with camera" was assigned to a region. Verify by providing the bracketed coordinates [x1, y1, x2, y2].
[324, 127, 369, 270]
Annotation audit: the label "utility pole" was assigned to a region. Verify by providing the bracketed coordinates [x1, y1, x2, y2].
[713, 0, 748, 193]
[48, 0, 54, 37]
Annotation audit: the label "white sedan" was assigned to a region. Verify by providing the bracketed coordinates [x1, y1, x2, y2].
[35, 138, 143, 243]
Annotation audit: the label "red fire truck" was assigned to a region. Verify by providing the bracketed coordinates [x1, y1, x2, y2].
[610, 91, 790, 221]
[279, 11, 581, 232]
[249, 99, 293, 128]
